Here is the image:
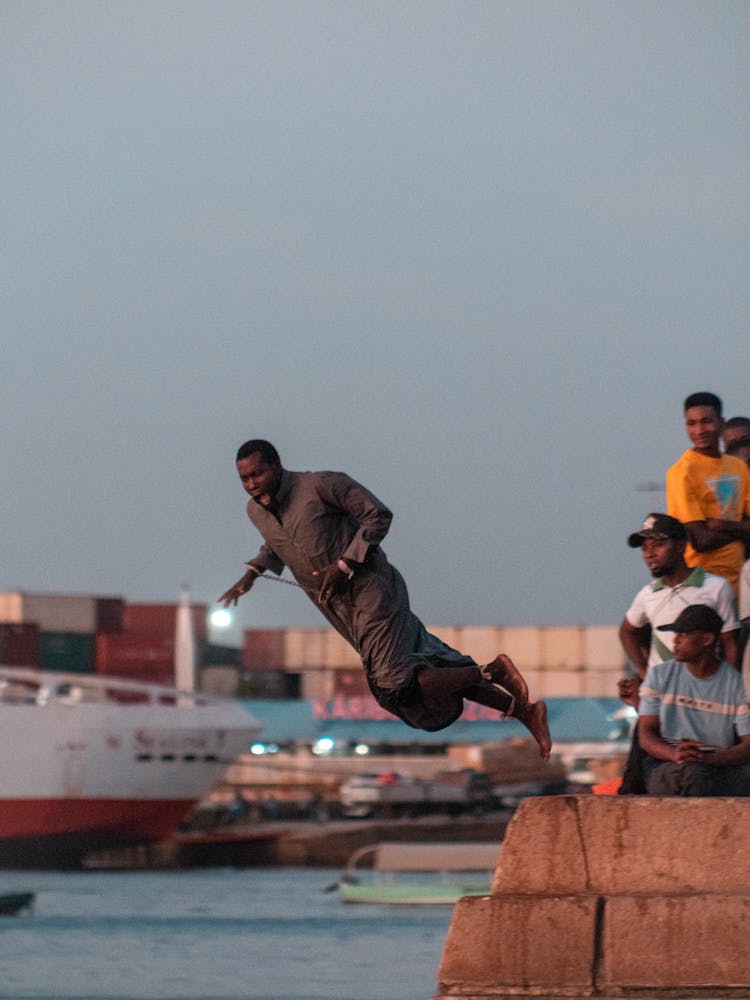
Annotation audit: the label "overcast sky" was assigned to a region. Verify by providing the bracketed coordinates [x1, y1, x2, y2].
[2, 1, 748, 642]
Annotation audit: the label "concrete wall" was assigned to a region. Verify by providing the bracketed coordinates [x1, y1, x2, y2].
[436, 796, 750, 999]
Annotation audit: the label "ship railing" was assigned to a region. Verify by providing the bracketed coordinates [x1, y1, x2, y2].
[0, 666, 221, 708]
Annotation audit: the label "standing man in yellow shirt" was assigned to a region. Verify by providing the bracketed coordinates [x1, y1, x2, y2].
[666, 392, 750, 597]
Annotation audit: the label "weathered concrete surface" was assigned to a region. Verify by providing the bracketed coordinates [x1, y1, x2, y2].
[435, 796, 750, 1000]
[492, 796, 750, 895]
[600, 894, 750, 990]
[439, 894, 598, 990]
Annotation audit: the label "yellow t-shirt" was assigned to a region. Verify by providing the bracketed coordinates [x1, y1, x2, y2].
[666, 449, 750, 593]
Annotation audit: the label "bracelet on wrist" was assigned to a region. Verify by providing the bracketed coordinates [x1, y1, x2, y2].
[244, 564, 262, 578]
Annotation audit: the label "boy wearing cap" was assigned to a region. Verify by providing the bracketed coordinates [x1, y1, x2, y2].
[638, 605, 750, 796]
[666, 392, 750, 595]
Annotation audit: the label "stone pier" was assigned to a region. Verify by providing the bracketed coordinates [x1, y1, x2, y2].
[435, 795, 750, 999]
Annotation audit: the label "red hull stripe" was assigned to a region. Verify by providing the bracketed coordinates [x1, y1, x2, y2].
[0, 799, 195, 841]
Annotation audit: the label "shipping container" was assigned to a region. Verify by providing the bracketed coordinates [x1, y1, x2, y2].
[95, 597, 124, 633]
[123, 603, 208, 643]
[198, 666, 240, 697]
[95, 657, 174, 686]
[242, 629, 286, 670]
[237, 669, 300, 699]
[0, 592, 97, 633]
[321, 629, 360, 669]
[583, 626, 623, 671]
[332, 668, 370, 697]
[538, 626, 585, 670]
[40, 631, 95, 673]
[500, 627, 543, 670]
[96, 633, 175, 676]
[202, 642, 243, 667]
[284, 629, 326, 669]
[0, 622, 40, 666]
[299, 668, 333, 700]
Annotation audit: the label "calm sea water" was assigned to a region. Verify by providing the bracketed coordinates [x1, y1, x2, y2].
[0, 868, 453, 1000]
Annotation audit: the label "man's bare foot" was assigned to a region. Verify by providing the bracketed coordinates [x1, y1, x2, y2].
[514, 699, 552, 760]
[480, 654, 529, 707]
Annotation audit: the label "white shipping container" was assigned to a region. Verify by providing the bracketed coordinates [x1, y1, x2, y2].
[284, 629, 326, 669]
[539, 627, 585, 670]
[582, 667, 622, 698]
[0, 592, 97, 633]
[500, 627, 543, 670]
[458, 626, 505, 664]
[583, 626, 623, 671]
[322, 629, 360, 669]
[536, 668, 586, 698]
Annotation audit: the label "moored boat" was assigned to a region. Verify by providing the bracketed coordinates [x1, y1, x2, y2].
[331, 841, 500, 905]
[0, 668, 262, 867]
[0, 891, 35, 915]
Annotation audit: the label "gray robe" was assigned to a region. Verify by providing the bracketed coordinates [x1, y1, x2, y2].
[244, 469, 474, 730]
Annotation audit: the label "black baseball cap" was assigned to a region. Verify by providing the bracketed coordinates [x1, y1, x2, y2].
[656, 605, 724, 636]
[628, 513, 686, 548]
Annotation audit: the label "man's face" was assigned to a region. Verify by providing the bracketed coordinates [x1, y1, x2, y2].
[723, 426, 750, 468]
[640, 537, 683, 578]
[672, 629, 714, 662]
[684, 405, 723, 454]
[237, 452, 282, 507]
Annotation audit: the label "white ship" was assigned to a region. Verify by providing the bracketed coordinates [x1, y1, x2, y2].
[0, 667, 262, 867]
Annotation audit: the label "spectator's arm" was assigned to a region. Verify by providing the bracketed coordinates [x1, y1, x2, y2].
[638, 714, 676, 762]
[720, 629, 741, 670]
[618, 617, 650, 679]
[704, 734, 750, 768]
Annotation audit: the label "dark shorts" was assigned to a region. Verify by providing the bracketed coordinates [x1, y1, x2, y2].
[366, 658, 472, 732]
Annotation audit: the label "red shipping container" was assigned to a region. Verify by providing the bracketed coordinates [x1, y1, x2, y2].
[123, 603, 208, 643]
[95, 597, 124, 633]
[96, 633, 175, 678]
[333, 669, 370, 697]
[242, 629, 286, 671]
[0, 622, 40, 666]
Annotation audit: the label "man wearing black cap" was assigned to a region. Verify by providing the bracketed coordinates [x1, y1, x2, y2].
[638, 605, 750, 796]
[616, 513, 739, 794]
[620, 513, 739, 685]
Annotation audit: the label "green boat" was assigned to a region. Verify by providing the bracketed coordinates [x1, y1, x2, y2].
[333, 841, 499, 905]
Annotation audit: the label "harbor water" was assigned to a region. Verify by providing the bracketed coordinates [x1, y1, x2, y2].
[0, 867, 453, 1000]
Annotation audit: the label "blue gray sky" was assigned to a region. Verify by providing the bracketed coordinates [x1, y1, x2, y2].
[2, 1, 749, 641]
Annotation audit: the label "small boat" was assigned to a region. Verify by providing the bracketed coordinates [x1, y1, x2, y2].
[0, 892, 35, 915]
[331, 841, 499, 905]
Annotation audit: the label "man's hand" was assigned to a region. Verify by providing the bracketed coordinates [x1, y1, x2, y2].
[617, 676, 640, 708]
[673, 739, 705, 764]
[218, 571, 258, 608]
[313, 563, 351, 605]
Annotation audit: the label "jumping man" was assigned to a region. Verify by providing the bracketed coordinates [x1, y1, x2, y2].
[219, 440, 551, 758]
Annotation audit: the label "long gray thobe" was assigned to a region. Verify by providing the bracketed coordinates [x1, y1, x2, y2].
[244, 469, 474, 730]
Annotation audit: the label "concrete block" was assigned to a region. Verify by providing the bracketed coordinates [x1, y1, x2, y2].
[438, 894, 597, 991]
[600, 894, 750, 989]
[491, 796, 589, 894]
[492, 796, 750, 895]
